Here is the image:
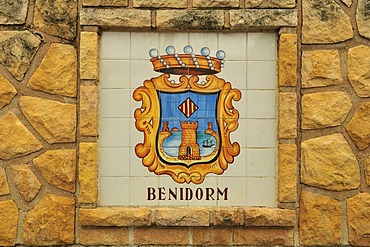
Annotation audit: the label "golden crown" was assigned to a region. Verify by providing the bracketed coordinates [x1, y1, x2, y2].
[149, 45, 226, 75]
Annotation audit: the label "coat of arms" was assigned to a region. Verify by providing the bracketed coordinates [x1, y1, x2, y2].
[133, 45, 241, 184]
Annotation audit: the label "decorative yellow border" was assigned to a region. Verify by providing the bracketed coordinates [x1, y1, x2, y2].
[133, 73, 241, 184]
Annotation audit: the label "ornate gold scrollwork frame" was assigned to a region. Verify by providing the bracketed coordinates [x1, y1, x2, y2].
[133, 73, 241, 184]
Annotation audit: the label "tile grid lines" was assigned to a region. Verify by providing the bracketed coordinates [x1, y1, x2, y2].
[99, 32, 277, 206]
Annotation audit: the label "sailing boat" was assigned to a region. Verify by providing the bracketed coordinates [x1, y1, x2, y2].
[202, 139, 215, 148]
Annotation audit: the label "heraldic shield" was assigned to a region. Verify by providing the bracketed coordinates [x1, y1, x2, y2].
[133, 45, 241, 184]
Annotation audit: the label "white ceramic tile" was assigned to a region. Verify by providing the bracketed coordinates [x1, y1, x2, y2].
[100, 89, 131, 118]
[130, 59, 159, 89]
[100, 177, 129, 205]
[247, 90, 276, 119]
[247, 148, 276, 177]
[246, 177, 276, 207]
[247, 119, 276, 148]
[101, 32, 131, 60]
[129, 147, 155, 177]
[100, 118, 130, 147]
[159, 33, 189, 55]
[100, 147, 130, 177]
[129, 176, 159, 206]
[100, 60, 130, 89]
[189, 33, 218, 56]
[218, 33, 247, 61]
[230, 118, 247, 148]
[247, 61, 277, 90]
[218, 61, 247, 90]
[223, 147, 247, 177]
[247, 33, 277, 61]
[217, 177, 247, 206]
[131, 32, 160, 60]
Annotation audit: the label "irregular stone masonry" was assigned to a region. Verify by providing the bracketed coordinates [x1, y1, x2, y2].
[0, 0, 369, 246]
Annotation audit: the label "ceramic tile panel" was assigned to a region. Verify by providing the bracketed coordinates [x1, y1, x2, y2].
[218, 61, 247, 90]
[247, 119, 276, 148]
[189, 33, 218, 55]
[131, 32, 160, 60]
[246, 148, 276, 177]
[100, 89, 131, 118]
[159, 33, 189, 56]
[247, 61, 277, 89]
[100, 177, 130, 205]
[100, 118, 130, 147]
[129, 177, 159, 206]
[218, 33, 247, 61]
[101, 32, 131, 60]
[246, 177, 276, 207]
[247, 90, 276, 119]
[247, 33, 277, 61]
[100, 60, 130, 89]
[100, 32, 277, 206]
[100, 147, 130, 177]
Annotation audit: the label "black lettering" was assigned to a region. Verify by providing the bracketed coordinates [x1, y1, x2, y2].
[169, 188, 177, 200]
[206, 188, 215, 200]
[180, 187, 184, 200]
[185, 188, 193, 200]
[147, 187, 156, 200]
[158, 187, 166, 200]
[217, 187, 228, 200]
[195, 188, 203, 200]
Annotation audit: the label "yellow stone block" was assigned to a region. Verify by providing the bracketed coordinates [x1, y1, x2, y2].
[23, 194, 75, 245]
[155, 207, 209, 226]
[80, 84, 98, 137]
[347, 193, 370, 246]
[302, 91, 352, 129]
[278, 144, 297, 203]
[80, 32, 99, 80]
[79, 142, 98, 204]
[79, 227, 129, 245]
[278, 33, 297, 87]
[0, 167, 10, 196]
[19, 96, 76, 144]
[0, 200, 18, 246]
[301, 50, 342, 88]
[244, 207, 295, 226]
[11, 164, 41, 202]
[0, 112, 43, 160]
[79, 207, 151, 226]
[28, 43, 77, 97]
[33, 149, 77, 192]
[299, 191, 341, 245]
[278, 92, 297, 139]
[0, 74, 17, 110]
[82, 0, 128, 6]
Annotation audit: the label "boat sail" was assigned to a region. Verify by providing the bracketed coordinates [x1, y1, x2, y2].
[202, 139, 215, 148]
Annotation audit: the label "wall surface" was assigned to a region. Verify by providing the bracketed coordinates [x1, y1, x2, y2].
[0, 0, 369, 246]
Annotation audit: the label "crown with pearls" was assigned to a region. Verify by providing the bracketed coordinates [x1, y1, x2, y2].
[149, 45, 226, 75]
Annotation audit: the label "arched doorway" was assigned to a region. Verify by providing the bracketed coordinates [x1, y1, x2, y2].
[186, 146, 192, 155]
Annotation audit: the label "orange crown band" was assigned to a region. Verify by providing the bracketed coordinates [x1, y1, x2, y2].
[149, 46, 226, 76]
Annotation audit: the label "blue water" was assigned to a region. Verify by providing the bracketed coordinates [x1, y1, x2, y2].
[162, 131, 217, 157]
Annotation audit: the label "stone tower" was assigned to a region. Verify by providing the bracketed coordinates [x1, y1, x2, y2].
[178, 121, 200, 160]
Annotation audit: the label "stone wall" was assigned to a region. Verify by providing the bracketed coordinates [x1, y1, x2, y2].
[0, 0, 369, 246]
[300, 0, 370, 245]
